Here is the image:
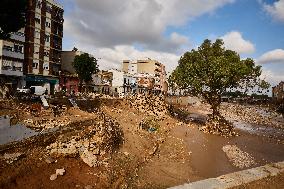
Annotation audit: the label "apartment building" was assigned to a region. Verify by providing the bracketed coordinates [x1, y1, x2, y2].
[272, 81, 284, 101]
[123, 59, 167, 94]
[0, 29, 26, 92]
[24, 0, 64, 93]
[59, 50, 85, 94]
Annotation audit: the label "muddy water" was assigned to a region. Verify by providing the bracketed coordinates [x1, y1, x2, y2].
[172, 125, 284, 179]
[0, 117, 38, 145]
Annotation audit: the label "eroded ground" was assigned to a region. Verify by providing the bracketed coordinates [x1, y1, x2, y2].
[0, 96, 284, 189]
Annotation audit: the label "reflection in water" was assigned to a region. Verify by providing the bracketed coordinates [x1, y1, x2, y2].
[0, 116, 39, 145]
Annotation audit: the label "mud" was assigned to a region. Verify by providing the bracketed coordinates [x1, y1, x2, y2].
[0, 96, 283, 188]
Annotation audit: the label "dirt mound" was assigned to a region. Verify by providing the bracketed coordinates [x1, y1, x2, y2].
[127, 94, 168, 117]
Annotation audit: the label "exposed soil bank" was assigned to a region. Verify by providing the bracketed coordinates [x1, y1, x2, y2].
[0, 97, 283, 188]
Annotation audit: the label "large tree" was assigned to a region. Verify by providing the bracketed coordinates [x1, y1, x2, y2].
[0, 0, 27, 39]
[170, 39, 266, 134]
[73, 53, 99, 90]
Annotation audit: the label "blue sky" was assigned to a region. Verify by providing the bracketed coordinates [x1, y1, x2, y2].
[58, 0, 284, 86]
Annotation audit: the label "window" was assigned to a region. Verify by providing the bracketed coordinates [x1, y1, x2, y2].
[43, 63, 49, 70]
[3, 45, 13, 52]
[36, 0, 42, 9]
[14, 45, 24, 53]
[33, 62, 39, 69]
[45, 34, 50, 42]
[45, 21, 51, 28]
[44, 50, 49, 57]
[35, 16, 41, 24]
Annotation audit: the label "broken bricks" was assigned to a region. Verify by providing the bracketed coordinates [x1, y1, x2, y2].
[50, 168, 66, 181]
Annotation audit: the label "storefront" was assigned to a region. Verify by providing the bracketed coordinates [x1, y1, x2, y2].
[25, 75, 59, 94]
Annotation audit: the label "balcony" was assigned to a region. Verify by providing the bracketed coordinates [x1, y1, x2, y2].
[10, 32, 25, 42]
[0, 65, 23, 77]
[2, 49, 24, 59]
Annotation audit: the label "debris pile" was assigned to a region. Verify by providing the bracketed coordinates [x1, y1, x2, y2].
[2, 153, 24, 164]
[139, 116, 160, 132]
[221, 103, 283, 128]
[199, 114, 237, 137]
[46, 115, 123, 167]
[23, 117, 71, 129]
[127, 95, 168, 117]
[222, 145, 255, 168]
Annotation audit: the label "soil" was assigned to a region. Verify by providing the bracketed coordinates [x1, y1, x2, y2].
[0, 97, 283, 189]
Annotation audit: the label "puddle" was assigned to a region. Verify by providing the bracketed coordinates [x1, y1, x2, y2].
[0, 116, 59, 145]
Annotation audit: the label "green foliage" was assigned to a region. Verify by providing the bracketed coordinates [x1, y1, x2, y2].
[170, 39, 265, 116]
[0, 0, 27, 39]
[73, 53, 99, 84]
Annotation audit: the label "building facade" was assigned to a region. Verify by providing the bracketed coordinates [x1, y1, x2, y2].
[272, 81, 284, 101]
[92, 70, 113, 94]
[24, 0, 64, 93]
[123, 59, 167, 94]
[0, 29, 26, 93]
[60, 50, 85, 94]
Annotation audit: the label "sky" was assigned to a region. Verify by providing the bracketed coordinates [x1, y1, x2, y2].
[57, 0, 284, 86]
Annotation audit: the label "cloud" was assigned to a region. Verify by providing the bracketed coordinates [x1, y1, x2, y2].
[260, 69, 284, 86]
[63, 0, 235, 53]
[263, 0, 284, 23]
[221, 31, 255, 54]
[257, 49, 284, 64]
[75, 44, 181, 73]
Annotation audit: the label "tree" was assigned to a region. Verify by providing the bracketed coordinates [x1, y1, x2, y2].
[0, 0, 27, 39]
[170, 39, 265, 134]
[73, 53, 99, 91]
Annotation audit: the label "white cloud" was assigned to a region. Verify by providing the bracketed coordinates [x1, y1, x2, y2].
[64, 0, 235, 53]
[260, 69, 284, 86]
[73, 43, 181, 73]
[263, 0, 284, 23]
[221, 31, 255, 54]
[257, 49, 284, 64]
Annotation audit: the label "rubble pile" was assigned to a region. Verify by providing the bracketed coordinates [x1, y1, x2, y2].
[2, 153, 25, 164]
[87, 93, 114, 99]
[46, 115, 123, 167]
[23, 117, 71, 129]
[199, 115, 237, 137]
[139, 116, 160, 131]
[222, 145, 255, 168]
[127, 94, 168, 117]
[221, 103, 283, 128]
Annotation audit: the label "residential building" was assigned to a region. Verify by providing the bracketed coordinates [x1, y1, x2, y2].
[0, 29, 26, 93]
[59, 50, 84, 94]
[134, 73, 155, 94]
[24, 0, 64, 94]
[108, 69, 136, 97]
[272, 81, 284, 101]
[92, 70, 113, 94]
[123, 59, 167, 94]
[109, 69, 124, 97]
